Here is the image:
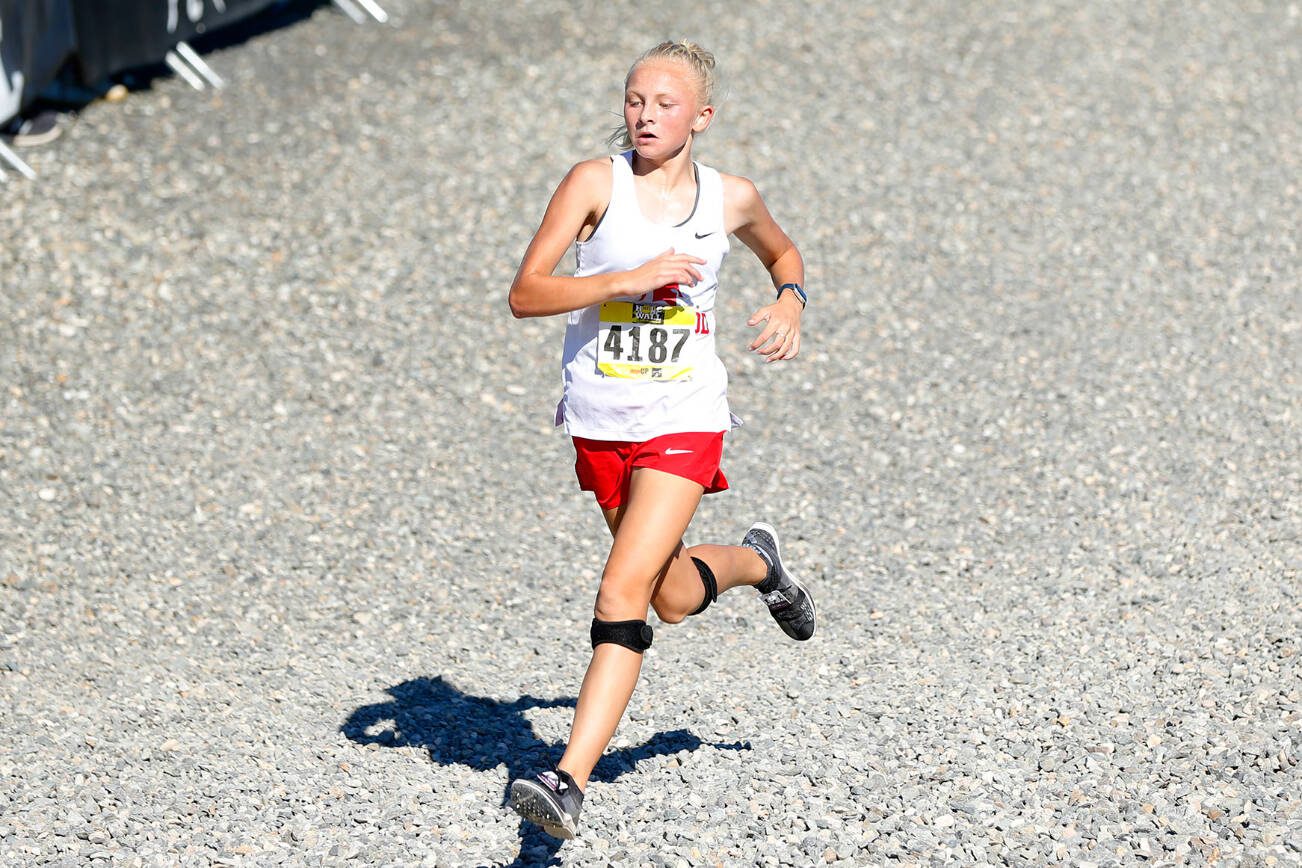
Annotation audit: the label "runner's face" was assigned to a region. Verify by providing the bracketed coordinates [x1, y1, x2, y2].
[623, 61, 712, 159]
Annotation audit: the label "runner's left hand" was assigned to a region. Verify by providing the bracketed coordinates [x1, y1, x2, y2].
[747, 297, 802, 362]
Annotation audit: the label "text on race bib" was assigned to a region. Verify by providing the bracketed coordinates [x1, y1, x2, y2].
[597, 301, 704, 381]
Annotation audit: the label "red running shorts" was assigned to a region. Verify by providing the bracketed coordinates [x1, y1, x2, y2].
[573, 431, 728, 510]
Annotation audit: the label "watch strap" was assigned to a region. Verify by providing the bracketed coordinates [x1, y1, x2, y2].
[777, 282, 807, 307]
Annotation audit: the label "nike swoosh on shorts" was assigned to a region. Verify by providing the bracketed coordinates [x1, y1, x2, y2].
[664, 448, 694, 455]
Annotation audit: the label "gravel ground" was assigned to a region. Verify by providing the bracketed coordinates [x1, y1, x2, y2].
[2, 1, 1299, 865]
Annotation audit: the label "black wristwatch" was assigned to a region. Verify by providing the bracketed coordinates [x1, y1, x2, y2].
[776, 282, 807, 307]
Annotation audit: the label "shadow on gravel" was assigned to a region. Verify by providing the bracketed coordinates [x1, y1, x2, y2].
[342, 675, 750, 867]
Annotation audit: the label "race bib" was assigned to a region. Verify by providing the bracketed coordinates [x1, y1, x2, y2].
[597, 300, 700, 381]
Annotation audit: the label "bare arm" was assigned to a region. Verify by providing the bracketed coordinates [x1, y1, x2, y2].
[723, 174, 806, 361]
[508, 161, 706, 318]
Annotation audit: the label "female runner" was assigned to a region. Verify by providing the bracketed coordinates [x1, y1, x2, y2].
[506, 40, 816, 840]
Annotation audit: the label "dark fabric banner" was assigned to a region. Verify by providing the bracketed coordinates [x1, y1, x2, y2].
[69, 0, 274, 84]
[0, 0, 76, 124]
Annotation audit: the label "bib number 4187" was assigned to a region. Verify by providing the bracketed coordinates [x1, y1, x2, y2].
[596, 301, 699, 381]
[603, 325, 689, 365]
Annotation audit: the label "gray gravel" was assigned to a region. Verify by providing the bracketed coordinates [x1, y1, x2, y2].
[2, 0, 1299, 865]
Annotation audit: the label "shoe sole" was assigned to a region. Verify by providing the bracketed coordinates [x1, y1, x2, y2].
[750, 521, 816, 641]
[11, 129, 60, 147]
[508, 779, 577, 840]
[10, 118, 61, 148]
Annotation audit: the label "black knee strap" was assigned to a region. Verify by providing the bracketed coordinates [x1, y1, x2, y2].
[591, 618, 654, 653]
[689, 557, 718, 616]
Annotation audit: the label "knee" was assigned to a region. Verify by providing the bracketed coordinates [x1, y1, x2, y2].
[594, 574, 647, 622]
[651, 599, 687, 625]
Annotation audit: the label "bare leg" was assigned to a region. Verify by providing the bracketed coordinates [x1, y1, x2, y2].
[556, 468, 704, 790]
[557, 645, 643, 791]
[594, 515, 768, 625]
[682, 542, 769, 593]
[646, 539, 770, 624]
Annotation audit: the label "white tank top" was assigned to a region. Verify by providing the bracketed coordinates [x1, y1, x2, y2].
[555, 152, 736, 441]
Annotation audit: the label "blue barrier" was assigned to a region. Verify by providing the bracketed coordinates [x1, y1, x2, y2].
[1, 0, 277, 126]
[0, 0, 75, 124]
[68, 0, 274, 86]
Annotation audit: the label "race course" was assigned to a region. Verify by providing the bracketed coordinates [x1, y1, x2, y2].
[1, 1, 1298, 865]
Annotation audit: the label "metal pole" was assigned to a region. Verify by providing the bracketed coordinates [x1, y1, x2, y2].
[175, 42, 225, 89]
[331, 0, 367, 24]
[164, 51, 206, 90]
[353, 0, 389, 23]
[0, 138, 37, 180]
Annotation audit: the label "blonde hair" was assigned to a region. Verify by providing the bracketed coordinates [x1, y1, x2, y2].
[608, 40, 718, 150]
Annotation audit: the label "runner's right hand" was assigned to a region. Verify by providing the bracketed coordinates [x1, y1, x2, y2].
[620, 248, 705, 297]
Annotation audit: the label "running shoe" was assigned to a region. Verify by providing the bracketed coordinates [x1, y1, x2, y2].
[509, 768, 584, 839]
[6, 110, 61, 147]
[742, 521, 816, 641]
